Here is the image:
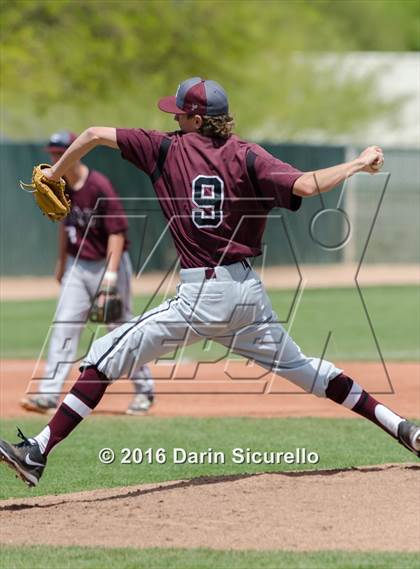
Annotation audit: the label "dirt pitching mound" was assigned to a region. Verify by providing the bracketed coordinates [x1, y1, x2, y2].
[1, 464, 419, 552]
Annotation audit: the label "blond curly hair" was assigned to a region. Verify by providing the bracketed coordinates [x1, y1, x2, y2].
[197, 114, 235, 139]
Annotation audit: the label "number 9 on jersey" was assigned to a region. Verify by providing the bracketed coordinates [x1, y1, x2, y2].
[192, 175, 224, 228]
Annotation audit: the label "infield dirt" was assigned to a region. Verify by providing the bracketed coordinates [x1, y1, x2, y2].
[1, 360, 419, 553]
[1, 360, 419, 418]
[2, 263, 419, 300]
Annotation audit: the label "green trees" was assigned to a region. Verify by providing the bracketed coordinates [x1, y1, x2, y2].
[1, 0, 417, 140]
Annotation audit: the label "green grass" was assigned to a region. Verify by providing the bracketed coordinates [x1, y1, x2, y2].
[1, 285, 418, 361]
[1, 546, 419, 569]
[0, 416, 413, 500]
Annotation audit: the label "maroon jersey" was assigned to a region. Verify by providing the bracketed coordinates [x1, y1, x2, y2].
[117, 129, 303, 268]
[64, 170, 129, 260]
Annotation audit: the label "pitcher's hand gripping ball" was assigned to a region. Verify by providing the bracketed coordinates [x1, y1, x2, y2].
[19, 164, 71, 221]
[89, 286, 123, 324]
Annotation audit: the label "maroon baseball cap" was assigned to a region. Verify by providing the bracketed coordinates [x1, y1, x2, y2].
[158, 77, 229, 116]
[44, 130, 77, 152]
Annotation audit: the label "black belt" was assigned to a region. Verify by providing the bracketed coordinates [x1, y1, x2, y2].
[205, 259, 251, 280]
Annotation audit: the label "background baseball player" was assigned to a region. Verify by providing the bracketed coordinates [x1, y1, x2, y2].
[20, 131, 155, 416]
[0, 78, 418, 487]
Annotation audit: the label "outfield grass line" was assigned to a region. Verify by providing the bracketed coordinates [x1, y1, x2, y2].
[1, 285, 418, 360]
[1, 545, 419, 569]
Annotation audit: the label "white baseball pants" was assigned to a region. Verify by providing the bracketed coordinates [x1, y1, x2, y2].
[83, 261, 341, 397]
[39, 252, 154, 396]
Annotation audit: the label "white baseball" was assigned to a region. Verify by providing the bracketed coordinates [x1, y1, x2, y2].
[371, 158, 384, 171]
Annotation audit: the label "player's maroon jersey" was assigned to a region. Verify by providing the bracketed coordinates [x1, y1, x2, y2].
[117, 129, 303, 268]
[64, 170, 129, 261]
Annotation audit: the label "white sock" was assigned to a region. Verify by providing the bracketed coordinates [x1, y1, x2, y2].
[374, 404, 404, 437]
[30, 426, 51, 454]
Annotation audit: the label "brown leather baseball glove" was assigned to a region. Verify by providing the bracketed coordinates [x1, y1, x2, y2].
[89, 286, 123, 324]
[20, 164, 71, 222]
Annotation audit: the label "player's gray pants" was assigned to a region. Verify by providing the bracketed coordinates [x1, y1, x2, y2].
[83, 261, 342, 397]
[39, 252, 154, 397]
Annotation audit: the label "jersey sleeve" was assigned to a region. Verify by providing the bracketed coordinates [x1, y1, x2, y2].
[116, 128, 165, 176]
[95, 175, 129, 235]
[248, 144, 303, 211]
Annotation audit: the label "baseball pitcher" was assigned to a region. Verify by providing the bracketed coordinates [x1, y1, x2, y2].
[1, 78, 418, 487]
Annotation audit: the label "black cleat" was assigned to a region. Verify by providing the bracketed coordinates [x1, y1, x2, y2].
[397, 420, 420, 458]
[0, 428, 46, 487]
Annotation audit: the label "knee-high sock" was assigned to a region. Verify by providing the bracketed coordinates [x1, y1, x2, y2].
[326, 373, 404, 438]
[32, 366, 110, 456]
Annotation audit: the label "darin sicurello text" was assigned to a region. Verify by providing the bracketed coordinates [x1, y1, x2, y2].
[172, 447, 320, 465]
